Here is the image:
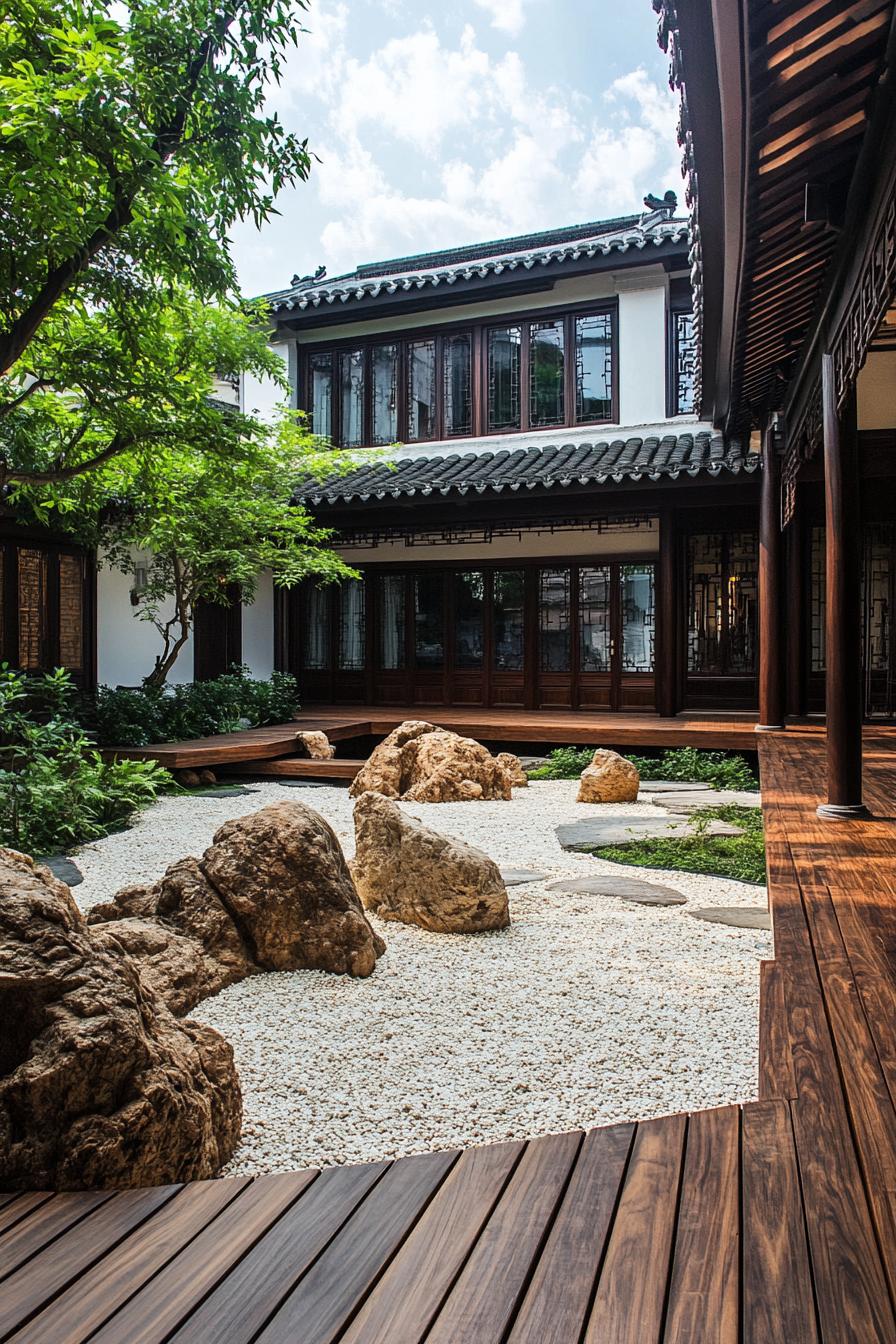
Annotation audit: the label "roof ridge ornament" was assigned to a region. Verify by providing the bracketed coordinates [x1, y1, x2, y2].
[640, 190, 678, 231]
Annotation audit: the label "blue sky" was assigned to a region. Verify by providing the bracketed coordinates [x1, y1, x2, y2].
[230, 0, 683, 297]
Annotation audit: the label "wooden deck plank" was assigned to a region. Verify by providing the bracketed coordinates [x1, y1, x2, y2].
[663, 1106, 740, 1344]
[340, 1140, 524, 1344]
[583, 1114, 687, 1344]
[107, 704, 778, 769]
[222, 756, 365, 779]
[425, 1130, 582, 1344]
[0, 1190, 112, 1283]
[0, 1184, 178, 1341]
[507, 1124, 634, 1344]
[0, 1193, 53, 1238]
[166, 1161, 388, 1344]
[88, 1172, 315, 1344]
[7, 1178, 253, 1344]
[741, 1101, 819, 1344]
[255, 1149, 458, 1344]
[758, 959, 797, 1099]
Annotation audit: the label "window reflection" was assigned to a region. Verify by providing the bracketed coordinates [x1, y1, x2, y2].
[539, 568, 571, 672]
[415, 573, 444, 668]
[579, 566, 611, 671]
[407, 340, 436, 441]
[371, 345, 397, 446]
[487, 326, 522, 431]
[454, 571, 484, 668]
[493, 570, 525, 670]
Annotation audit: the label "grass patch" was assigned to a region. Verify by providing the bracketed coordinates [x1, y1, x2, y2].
[592, 805, 767, 884]
[528, 745, 758, 792]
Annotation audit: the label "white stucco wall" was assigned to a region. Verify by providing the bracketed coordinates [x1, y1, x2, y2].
[858, 350, 896, 430]
[337, 520, 660, 566]
[96, 557, 195, 688]
[617, 279, 668, 425]
[241, 571, 275, 678]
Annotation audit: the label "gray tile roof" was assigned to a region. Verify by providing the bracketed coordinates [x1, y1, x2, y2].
[267, 217, 689, 315]
[297, 430, 757, 506]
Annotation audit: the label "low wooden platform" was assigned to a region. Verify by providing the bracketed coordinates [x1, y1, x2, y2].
[108, 705, 779, 771]
[225, 757, 365, 780]
[5, 727, 896, 1341]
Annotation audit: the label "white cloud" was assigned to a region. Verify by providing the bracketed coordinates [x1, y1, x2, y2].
[229, 10, 684, 290]
[473, 0, 526, 35]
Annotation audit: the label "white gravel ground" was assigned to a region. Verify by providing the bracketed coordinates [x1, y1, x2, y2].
[73, 781, 771, 1176]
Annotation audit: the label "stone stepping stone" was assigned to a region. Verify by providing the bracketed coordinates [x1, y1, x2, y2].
[556, 815, 743, 851]
[500, 868, 548, 886]
[193, 785, 259, 798]
[638, 779, 712, 793]
[547, 875, 686, 906]
[38, 855, 83, 887]
[653, 789, 761, 814]
[689, 906, 771, 930]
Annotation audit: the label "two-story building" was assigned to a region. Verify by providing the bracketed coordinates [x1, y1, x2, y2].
[265, 201, 765, 719]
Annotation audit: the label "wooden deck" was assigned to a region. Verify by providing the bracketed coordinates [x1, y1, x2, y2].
[109, 704, 777, 770]
[4, 727, 896, 1341]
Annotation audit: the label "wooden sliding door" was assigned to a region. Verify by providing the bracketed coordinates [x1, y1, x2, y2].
[536, 561, 656, 711]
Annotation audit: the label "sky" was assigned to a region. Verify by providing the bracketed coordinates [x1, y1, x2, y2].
[230, 0, 684, 298]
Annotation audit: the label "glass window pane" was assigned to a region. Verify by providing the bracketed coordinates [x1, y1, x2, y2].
[337, 577, 365, 670]
[579, 566, 611, 672]
[338, 349, 365, 447]
[309, 352, 333, 440]
[371, 344, 398, 446]
[58, 553, 84, 672]
[493, 570, 525, 671]
[620, 564, 655, 672]
[687, 534, 723, 673]
[539, 568, 571, 672]
[576, 312, 613, 422]
[673, 310, 697, 415]
[444, 334, 472, 437]
[414, 572, 444, 668]
[302, 584, 330, 670]
[378, 574, 406, 670]
[488, 326, 522, 431]
[407, 340, 437, 441]
[529, 320, 565, 427]
[18, 547, 47, 670]
[727, 531, 758, 673]
[454, 571, 484, 668]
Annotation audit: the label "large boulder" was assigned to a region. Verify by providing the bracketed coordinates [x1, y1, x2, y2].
[349, 720, 512, 803]
[0, 848, 241, 1191]
[294, 730, 335, 760]
[203, 802, 385, 975]
[577, 749, 640, 803]
[89, 803, 386, 999]
[495, 752, 529, 788]
[351, 791, 510, 933]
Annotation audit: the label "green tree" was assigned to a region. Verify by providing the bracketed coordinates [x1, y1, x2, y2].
[89, 405, 357, 687]
[0, 0, 311, 492]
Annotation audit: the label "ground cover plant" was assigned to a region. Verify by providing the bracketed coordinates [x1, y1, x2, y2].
[90, 668, 301, 747]
[0, 667, 168, 855]
[528, 745, 758, 791]
[593, 805, 767, 884]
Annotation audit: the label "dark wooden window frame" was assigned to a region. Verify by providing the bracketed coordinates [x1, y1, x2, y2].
[666, 283, 697, 419]
[298, 298, 620, 449]
[281, 547, 659, 710]
[0, 532, 96, 687]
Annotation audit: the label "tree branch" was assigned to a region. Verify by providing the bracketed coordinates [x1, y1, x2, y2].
[0, 11, 237, 376]
[0, 377, 51, 418]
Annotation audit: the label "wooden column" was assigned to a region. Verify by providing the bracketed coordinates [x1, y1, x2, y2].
[756, 423, 785, 730]
[818, 353, 868, 819]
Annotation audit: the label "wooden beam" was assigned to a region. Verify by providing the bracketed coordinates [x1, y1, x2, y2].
[817, 355, 868, 819]
[758, 424, 786, 730]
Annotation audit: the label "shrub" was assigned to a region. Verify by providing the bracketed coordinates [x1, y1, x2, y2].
[594, 805, 766, 884]
[0, 666, 169, 855]
[529, 745, 758, 791]
[91, 667, 301, 747]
